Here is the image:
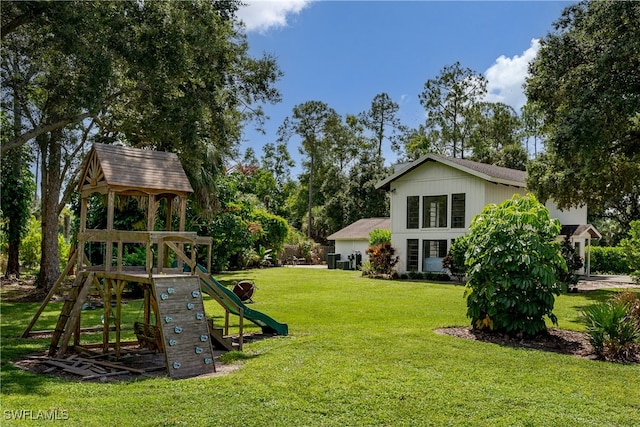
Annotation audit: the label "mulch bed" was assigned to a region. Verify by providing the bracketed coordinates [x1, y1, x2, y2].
[435, 326, 597, 359]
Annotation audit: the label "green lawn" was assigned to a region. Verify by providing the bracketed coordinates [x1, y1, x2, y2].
[1, 268, 639, 426]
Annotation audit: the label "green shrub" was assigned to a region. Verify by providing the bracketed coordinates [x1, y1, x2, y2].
[442, 236, 468, 281]
[620, 220, 640, 284]
[582, 293, 640, 362]
[369, 228, 391, 246]
[559, 235, 583, 286]
[464, 194, 566, 337]
[20, 217, 41, 269]
[589, 246, 631, 274]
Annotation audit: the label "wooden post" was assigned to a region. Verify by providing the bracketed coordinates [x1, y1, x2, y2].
[106, 191, 115, 272]
[114, 280, 126, 358]
[103, 278, 111, 353]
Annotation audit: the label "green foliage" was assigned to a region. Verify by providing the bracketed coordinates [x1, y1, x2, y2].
[363, 242, 399, 278]
[620, 220, 640, 283]
[464, 194, 566, 336]
[582, 292, 640, 362]
[368, 228, 391, 246]
[419, 61, 488, 158]
[558, 236, 584, 286]
[442, 236, 469, 281]
[589, 246, 632, 274]
[19, 217, 41, 269]
[525, 1, 640, 229]
[250, 209, 289, 255]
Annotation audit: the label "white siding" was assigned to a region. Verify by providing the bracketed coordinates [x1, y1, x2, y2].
[545, 201, 588, 224]
[483, 182, 526, 206]
[388, 160, 589, 274]
[390, 162, 485, 273]
[334, 240, 369, 263]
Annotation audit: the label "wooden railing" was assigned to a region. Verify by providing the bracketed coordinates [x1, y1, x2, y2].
[77, 230, 213, 277]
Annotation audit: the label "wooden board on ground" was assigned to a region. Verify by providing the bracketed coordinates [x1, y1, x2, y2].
[152, 276, 215, 379]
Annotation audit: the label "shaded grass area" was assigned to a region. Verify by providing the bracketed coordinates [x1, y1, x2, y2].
[1, 268, 639, 426]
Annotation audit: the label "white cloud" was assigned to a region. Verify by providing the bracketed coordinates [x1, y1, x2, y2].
[484, 39, 540, 111]
[237, 1, 312, 33]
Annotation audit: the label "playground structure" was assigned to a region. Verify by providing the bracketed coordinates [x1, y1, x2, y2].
[22, 143, 287, 379]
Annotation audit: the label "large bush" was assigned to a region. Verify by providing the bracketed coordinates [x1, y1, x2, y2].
[589, 246, 632, 274]
[464, 194, 566, 336]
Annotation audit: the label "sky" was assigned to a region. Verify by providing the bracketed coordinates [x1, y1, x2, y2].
[235, 1, 573, 174]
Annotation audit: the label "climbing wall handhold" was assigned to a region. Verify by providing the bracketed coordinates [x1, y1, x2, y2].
[174, 326, 183, 334]
[187, 303, 195, 310]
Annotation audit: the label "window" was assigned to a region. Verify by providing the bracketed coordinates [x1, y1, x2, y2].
[423, 195, 447, 228]
[407, 196, 419, 229]
[422, 239, 447, 271]
[451, 193, 466, 228]
[423, 240, 448, 258]
[407, 239, 419, 271]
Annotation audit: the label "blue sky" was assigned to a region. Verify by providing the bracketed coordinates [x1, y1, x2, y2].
[236, 1, 573, 173]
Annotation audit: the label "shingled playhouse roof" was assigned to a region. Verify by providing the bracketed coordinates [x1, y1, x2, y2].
[78, 143, 193, 196]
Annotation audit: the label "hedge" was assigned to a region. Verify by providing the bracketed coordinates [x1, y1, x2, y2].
[589, 246, 632, 274]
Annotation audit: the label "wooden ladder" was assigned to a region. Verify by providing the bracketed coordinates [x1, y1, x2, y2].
[48, 272, 95, 357]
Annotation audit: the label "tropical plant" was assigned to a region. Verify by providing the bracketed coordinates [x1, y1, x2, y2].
[582, 294, 640, 362]
[363, 242, 399, 278]
[464, 194, 566, 336]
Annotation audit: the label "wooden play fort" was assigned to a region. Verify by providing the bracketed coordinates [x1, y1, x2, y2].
[23, 143, 287, 379]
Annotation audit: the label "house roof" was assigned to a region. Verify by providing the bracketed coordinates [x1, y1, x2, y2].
[327, 218, 390, 241]
[560, 224, 602, 239]
[376, 153, 527, 190]
[78, 143, 193, 196]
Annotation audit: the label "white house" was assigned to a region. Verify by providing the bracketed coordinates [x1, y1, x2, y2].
[327, 217, 390, 268]
[376, 154, 600, 275]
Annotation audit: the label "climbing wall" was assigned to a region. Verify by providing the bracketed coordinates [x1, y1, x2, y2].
[153, 276, 215, 379]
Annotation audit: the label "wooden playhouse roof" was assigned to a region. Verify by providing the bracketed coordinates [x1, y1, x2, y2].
[78, 143, 193, 196]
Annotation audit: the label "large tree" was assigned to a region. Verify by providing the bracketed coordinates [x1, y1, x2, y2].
[1, 1, 282, 289]
[358, 92, 404, 158]
[525, 1, 640, 230]
[419, 62, 487, 159]
[468, 102, 527, 170]
[278, 101, 338, 238]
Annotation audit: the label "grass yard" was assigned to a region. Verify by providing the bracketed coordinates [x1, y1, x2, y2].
[1, 268, 639, 426]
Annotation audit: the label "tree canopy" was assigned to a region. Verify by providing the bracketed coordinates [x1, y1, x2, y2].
[525, 0, 640, 230]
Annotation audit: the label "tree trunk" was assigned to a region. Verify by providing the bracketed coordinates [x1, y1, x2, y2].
[307, 155, 314, 239]
[36, 132, 62, 290]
